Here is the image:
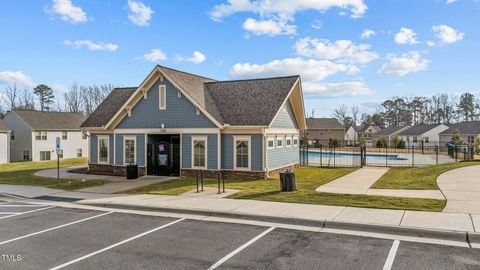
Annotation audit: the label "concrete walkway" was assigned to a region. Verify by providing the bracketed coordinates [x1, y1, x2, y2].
[438, 165, 480, 214]
[315, 167, 445, 200]
[34, 166, 176, 194]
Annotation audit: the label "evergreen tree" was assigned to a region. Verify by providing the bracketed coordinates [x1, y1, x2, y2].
[33, 84, 54, 111]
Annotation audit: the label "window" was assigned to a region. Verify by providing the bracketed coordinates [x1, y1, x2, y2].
[286, 136, 292, 147]
[277, 136, 283, 148]
[40, 151, 51, 161]
[267, 137, 275, 149]
[98, 136, 109, 164]
[413, 137, 418, 143]
[124, 136, 136, 164]
[192, 136, 207, 168]
[469, 136, 475, 144]
[10, 131, 14, 141]
[82, 133, 87, 140]
[159, 85, 166, 110]
[234, 136, 250, 170]
[35, 131, 47, 141]
[23, 150, 30, 161]
[293, 136, 299, 147]
[62, 131, 67, 140]
[58, 149, 63, 159]
[423, 137, 429, 143]
[77, 148, 82, 157]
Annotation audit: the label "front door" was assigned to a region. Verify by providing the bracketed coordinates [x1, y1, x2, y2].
[147, 135, 180, 176]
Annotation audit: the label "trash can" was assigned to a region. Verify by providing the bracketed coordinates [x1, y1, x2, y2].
[126, 164, 138, 180]
[279, 171, 296, 192]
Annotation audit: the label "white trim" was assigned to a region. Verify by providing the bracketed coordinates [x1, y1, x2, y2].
[286, 135, 292, 147]
[159, 85, 166, 110]
[217, 130, 221, 170]
[115, 128, 219, 134]
[264, 128, 299, 135]
[123, 135, 137, 165]
[267, 136, 275, 149]
[179, 134, 183, 170]
[276, 136, 284, 148]
[191, 135, 208, 169]
[233, 135, 251, 171]
[268, 78, 300, 129]
[293, 135, 299, 147]
[97, 135, 110, 164]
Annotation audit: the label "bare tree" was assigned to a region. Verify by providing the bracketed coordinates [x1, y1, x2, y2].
[64, 83, 83, 113]
[333, 104, 349, 125]
[4, 84, 19, 110]
[17, 88, 35, 110]
[351, 105, 359, 127]
[82, 83, 114, 116]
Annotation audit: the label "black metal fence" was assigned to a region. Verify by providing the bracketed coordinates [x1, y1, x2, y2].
[300, 140, 475, 168]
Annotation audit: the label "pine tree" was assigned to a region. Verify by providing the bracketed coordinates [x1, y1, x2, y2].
[33, 84, 54, 111]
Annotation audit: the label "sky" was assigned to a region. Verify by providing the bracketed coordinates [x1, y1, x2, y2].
[0, 0, 479, 117]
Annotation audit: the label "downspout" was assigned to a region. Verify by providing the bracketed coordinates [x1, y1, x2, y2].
[262, 127, 269, 178]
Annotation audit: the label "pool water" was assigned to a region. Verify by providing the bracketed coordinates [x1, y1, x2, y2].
[307, 151, 408, 161]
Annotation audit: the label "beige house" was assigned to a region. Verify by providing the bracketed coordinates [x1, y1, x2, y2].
[0, 121, 10, 164]
[439, 121, 480, 150]
[305, 118, 345, 145]
[358, 125, 381, 146]
[372, 126, 411, 147]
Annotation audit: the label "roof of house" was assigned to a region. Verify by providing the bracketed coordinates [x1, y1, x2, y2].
[439, 121, 480, 135]
[82, 65, 302, 128]
[81, 88, 136, 128]
[399, 124, 443, 136]
[358, 125, 381, 133]
[375, 126, 410, 136]
[12, 110, 86, 130]
[306, 118, 344, 129]
[0, 120, 10, 132]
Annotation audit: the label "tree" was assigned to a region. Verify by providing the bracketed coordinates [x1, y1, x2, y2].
[391, 135, 400, 148]
[376, 137, 387, 148]
[475, 135, 480, 155]
[397, 138, 406, 149]
[351, 105, 359, 127]
[451, 129, 463, 145]
[4, 84, 19, 110]
[458, 92, 475, 122]
[17, 88, 35, 110]
[333, 104, 349, 126]
[64, 83, 83, 113]
[82, 84, 114, 116]
[33, 84, 54, 111]
[358, 136, 366, 146]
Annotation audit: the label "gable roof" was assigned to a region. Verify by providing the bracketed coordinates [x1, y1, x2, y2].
[399, 124, 443, 136]
[81, 88, 136, 128]
[358, 125, 381, 133]
[84, 65, 304, 129]
[440, 121, 480, 135]
[306, 118, 344, 129]
[375, 126, 410, 136]
[12, 110, 86, 130]
[0, 120, 10, 132]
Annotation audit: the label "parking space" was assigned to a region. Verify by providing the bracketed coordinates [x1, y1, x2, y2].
[0, 203, 478, 270]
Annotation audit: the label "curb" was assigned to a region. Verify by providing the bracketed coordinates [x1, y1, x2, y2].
[79, 202, 470, 244]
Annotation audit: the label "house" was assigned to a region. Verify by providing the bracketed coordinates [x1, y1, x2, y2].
[372, 126, 411, 147]
[304, 118, 345, 145]
[344, 126, 358, 146]
[80, 65, 306, 179]
[3, 110, 88, 162]
[357, 125, 381, 146]
[439, 121, 480, 148]
[0, 121, 10, 164]
[398, 124, 449, 147]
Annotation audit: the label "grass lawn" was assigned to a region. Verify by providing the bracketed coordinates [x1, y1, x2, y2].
[371, 161, 480, 190]
[0, 158, 107, 191]
[131, 167, 446, 212]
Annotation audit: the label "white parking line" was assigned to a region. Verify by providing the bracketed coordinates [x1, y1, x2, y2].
[48, 218, 186, 270]
[0, 206, 55, 220]
[0, 211, 113, 246]
[383, 240, 400, 270]
[0, 212, 20, 215]
[0, 204, 47, 207]
[207, 227, 276, 270]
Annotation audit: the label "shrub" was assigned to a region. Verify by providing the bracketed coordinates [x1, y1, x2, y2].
[329, 138, 339, 147]
[397, 138, 406, 149]
[475, 135, 480, 155]
[376, 137, 387, 148]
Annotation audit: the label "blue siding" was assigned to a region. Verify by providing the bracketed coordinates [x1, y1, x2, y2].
[114, 134, 145, 166]
[267, 135, 299, 169]
[89, 134, 114, 165]
[270, 101, 298, 129]
[182, 134, 218, 170]
[221, 134, 263, 171]
[116, 78, 216, 129]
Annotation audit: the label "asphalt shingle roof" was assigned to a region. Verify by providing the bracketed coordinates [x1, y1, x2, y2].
[13, 110, 86, 130]
[399, 124, 442, 136]
[306, 118, 344, 129]
[440, 121, 480, 135]
[0, 120, 10, 132]
[80, 88, 136, 128]
[375, 126, 410, 136]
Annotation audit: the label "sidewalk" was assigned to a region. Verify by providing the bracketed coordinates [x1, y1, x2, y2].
[315, 167, 445, 200]
[438, 165, 480, 214]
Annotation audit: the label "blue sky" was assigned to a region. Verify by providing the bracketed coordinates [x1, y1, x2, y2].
[0, 0, 479, 116]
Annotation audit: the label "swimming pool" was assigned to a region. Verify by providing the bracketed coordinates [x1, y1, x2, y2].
[307, 151, 408, 161]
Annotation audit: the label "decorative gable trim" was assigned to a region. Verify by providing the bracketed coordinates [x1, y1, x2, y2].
[268, 78, 307, 130]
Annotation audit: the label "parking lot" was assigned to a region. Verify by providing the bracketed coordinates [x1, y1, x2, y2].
[0, 199, 479, 270]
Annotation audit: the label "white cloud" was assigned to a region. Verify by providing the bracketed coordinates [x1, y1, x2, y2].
[394, 28, 419, 45]
[243, 18, 296, 36]
[51, 83, 69, 94]
[49, 0, 87, 24]
[209, 0, 368, 21]
[446, 0, 459, 4]
[128, 0, 154, 27]
[143, 49, 167, 62]
[0, 71, 35, 88]
[186, 51, 207, 64]
[64, 40, 119, 51]
[426, 40, 436, 47]
[360, 29, 375, 39]
[432, 24, 465, 44]
[378, 51, 430, 77]
[230, 57, 359, 82]
[311, 19, 322, 29]
[303, 81, 374, 98]
[294, 38, 379, 64]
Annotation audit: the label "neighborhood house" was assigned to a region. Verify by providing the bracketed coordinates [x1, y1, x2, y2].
[439, 121, 480, 148]
[3, 110, 88, 162]
[80, 65, 306, 179]
[372, 125, 410, 147]
[304, 118, 345, 145]
[0, 121, 10, 164]
[398, 124, 449, 147]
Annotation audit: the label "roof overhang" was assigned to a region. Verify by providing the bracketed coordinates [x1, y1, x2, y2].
[268, 77, 307, 130]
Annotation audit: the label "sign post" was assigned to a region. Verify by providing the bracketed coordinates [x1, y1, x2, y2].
[56, 137, 61, 187]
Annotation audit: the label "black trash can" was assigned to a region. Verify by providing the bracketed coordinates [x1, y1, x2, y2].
[280, 171, 296, 192]
[126, 164, 138, 180]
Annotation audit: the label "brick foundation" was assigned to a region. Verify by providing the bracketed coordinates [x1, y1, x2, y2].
[266, 164, 300, 178]
[181, 164, 300, 180]
[88, 163, 146, 177]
